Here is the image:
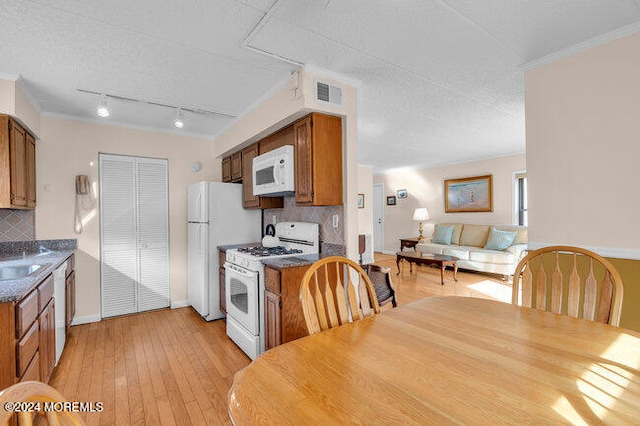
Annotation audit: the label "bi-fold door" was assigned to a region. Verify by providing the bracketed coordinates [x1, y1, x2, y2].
[100, 154, 169, 318]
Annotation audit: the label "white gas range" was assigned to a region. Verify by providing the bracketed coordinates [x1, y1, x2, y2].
[224, 222, 319, 359]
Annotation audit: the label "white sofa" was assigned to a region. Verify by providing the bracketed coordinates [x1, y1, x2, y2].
[415, 223, 527, 275]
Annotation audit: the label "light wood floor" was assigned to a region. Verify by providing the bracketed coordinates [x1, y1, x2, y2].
[50, 252, 512, 425]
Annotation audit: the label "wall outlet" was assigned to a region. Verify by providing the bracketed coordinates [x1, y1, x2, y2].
[332, 214, 339, 228]
[272, 215, 277, 224]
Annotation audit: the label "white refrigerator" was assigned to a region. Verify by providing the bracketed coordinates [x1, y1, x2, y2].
[187, 182, 261, 321]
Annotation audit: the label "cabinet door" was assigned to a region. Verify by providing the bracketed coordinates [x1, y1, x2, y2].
[66, 270, 76, 330]
[219, 267, 226, 315]
[294, 116, 313, 204]
[241, 144, 259, 209]
[265, 290, 281, 350]
[39, 299, 55, 383]
[222, 157, 232, 182]
[230, 152, 242, 181]
[9, 119, 27, 207]
[25, 132, 36, 208]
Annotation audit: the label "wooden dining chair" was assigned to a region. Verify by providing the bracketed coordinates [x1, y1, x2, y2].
[0, 381, 85, 425]
[300, 256, 380, 335]
[364, 264, 398, 309]
[512, 245, 624, 326]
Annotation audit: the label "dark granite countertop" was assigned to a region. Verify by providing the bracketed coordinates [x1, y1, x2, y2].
[260, 253, 338, 271]
[0, 239, 77, 303]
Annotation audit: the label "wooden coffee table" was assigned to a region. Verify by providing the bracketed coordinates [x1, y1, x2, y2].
[396, 251, 459, 285]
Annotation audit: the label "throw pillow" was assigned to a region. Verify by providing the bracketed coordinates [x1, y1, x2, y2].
[484, 228, 518, 251]
[432, 225, 454, 245]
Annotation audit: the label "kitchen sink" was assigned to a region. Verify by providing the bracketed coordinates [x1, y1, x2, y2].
[0, 265, 42, 280]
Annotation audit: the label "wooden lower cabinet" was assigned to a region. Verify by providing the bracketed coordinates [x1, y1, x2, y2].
[39, 299, 56, 383]
[265, 291, 281, 351]
[65, 270, 75, 330]
[264, 265, 312, 349]
[0, 259, 73, 390]
[219, 250, 226, 314]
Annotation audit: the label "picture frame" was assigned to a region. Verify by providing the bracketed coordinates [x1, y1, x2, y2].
[444, 174, 493, 213]
[397, 189, 408, 199]
[386, 196, 396, 206]
[357, 193, 365, 209]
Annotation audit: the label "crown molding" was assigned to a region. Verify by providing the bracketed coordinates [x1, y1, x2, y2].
[520, 22, 640, 71]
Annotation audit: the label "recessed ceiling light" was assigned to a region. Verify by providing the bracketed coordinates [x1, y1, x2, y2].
[96, 94, 110, 118]
[173, 108, 185, 129]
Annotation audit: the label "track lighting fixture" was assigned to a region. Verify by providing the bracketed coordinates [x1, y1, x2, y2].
[96, 94, 110, 118]
[173, 108, 185, 129]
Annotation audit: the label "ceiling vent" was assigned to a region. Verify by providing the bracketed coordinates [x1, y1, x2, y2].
[314, 80, 343, 107]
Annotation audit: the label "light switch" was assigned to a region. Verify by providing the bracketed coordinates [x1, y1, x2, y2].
[332, 215, 339, 228]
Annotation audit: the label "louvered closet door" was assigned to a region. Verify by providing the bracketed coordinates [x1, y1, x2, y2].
[100, 154, 169, 318]
[137, 159, 169, 311]
[100, 155, 137, 317]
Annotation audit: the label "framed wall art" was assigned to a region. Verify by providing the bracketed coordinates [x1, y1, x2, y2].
[386, 196, 396, 206]
[397, 189, 408, 199]
[444, 174, 493, 213]
[357, 193, 365, 209]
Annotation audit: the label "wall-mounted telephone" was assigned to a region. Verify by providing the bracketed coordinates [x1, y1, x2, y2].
[76, 175, 90, 195]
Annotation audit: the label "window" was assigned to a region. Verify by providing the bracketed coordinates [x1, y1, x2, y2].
[515, 173, 527, 226]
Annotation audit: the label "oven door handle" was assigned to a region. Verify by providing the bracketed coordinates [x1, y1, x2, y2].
[224, 263, 258, 277]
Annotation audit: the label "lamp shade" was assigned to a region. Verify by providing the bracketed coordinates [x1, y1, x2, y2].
[413, 208, 430, 221]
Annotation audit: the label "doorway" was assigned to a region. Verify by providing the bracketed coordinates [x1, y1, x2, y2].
[99, 154, 169, 318]
[373, 183, 384, 253]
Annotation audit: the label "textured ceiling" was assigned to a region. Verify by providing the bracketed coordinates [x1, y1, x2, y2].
[1, 0, 640, 172]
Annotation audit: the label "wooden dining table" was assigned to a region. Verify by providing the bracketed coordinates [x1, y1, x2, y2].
[228, 296, 640, 425]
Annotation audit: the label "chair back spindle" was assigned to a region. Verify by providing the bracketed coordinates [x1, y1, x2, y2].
[300, 256, 380, 335]
[512, 246, 624, 326]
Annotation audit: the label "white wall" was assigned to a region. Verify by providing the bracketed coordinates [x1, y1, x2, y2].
[36, 116, 217, 321]
[0, 78, 41, 137]
[373, 154, 525, 253]
[525, 31, 640, 258]
[357, 165, 373, 235]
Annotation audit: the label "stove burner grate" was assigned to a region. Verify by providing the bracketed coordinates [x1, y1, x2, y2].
[237, 246, 304, 257]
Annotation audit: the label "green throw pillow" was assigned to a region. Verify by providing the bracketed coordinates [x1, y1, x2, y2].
[484, 228, 517, 251]
[432, 225, 454, 245]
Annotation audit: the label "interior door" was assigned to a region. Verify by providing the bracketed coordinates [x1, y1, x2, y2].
[373, 183, 384, 253]
[100, 155, 137, 317]
[137, 159, 169, 312]
[100, 154, 169, 318]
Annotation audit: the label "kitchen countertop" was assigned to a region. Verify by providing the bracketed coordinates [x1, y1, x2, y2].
[0, 239, 76, 303]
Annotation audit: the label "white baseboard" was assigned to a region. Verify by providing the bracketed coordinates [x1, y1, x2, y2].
[71, 314, 101, 326]
[171, 300, 190, 309]
[382, 250, 396, 255]
[527, 242, 640, 261]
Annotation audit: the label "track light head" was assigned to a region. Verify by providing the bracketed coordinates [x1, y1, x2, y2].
[173, 108, 185, 129]
[96, 94, 110, 118]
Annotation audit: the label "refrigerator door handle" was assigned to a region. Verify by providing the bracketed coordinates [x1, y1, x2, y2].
[197, 224, 202, 255]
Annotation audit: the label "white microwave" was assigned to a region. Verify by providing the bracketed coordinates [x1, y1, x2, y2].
[253, 145, 295, 196]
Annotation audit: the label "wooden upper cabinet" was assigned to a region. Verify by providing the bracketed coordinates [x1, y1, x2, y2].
[259, 124, 294, 154]
[230, 152, 242, 181]
[10, 119, 27, 207]
[294, 113, 343, 206]
[222, 156, 232, 182]
[26, 132, 36, 208]
[0, 116, 35, 209]
[241, 144, 283, 209]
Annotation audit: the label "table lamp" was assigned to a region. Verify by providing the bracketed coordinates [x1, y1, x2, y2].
[413, 208, 430, 242]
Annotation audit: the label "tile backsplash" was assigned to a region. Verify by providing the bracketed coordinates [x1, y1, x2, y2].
[0, 209, 35, 242]
[264, 197, 344, 246]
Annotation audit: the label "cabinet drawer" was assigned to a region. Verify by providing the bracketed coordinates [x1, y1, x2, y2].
[66, 254, 75, 277]
[19, 351, 40, 383]
[16, 320, 39, 377]
[15, 289, 38, 338]
[38, 274, 54, 313]
[265, 267, 281, 293]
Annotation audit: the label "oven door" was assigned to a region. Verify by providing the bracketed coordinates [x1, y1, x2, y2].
[225, 262, 260, 335]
